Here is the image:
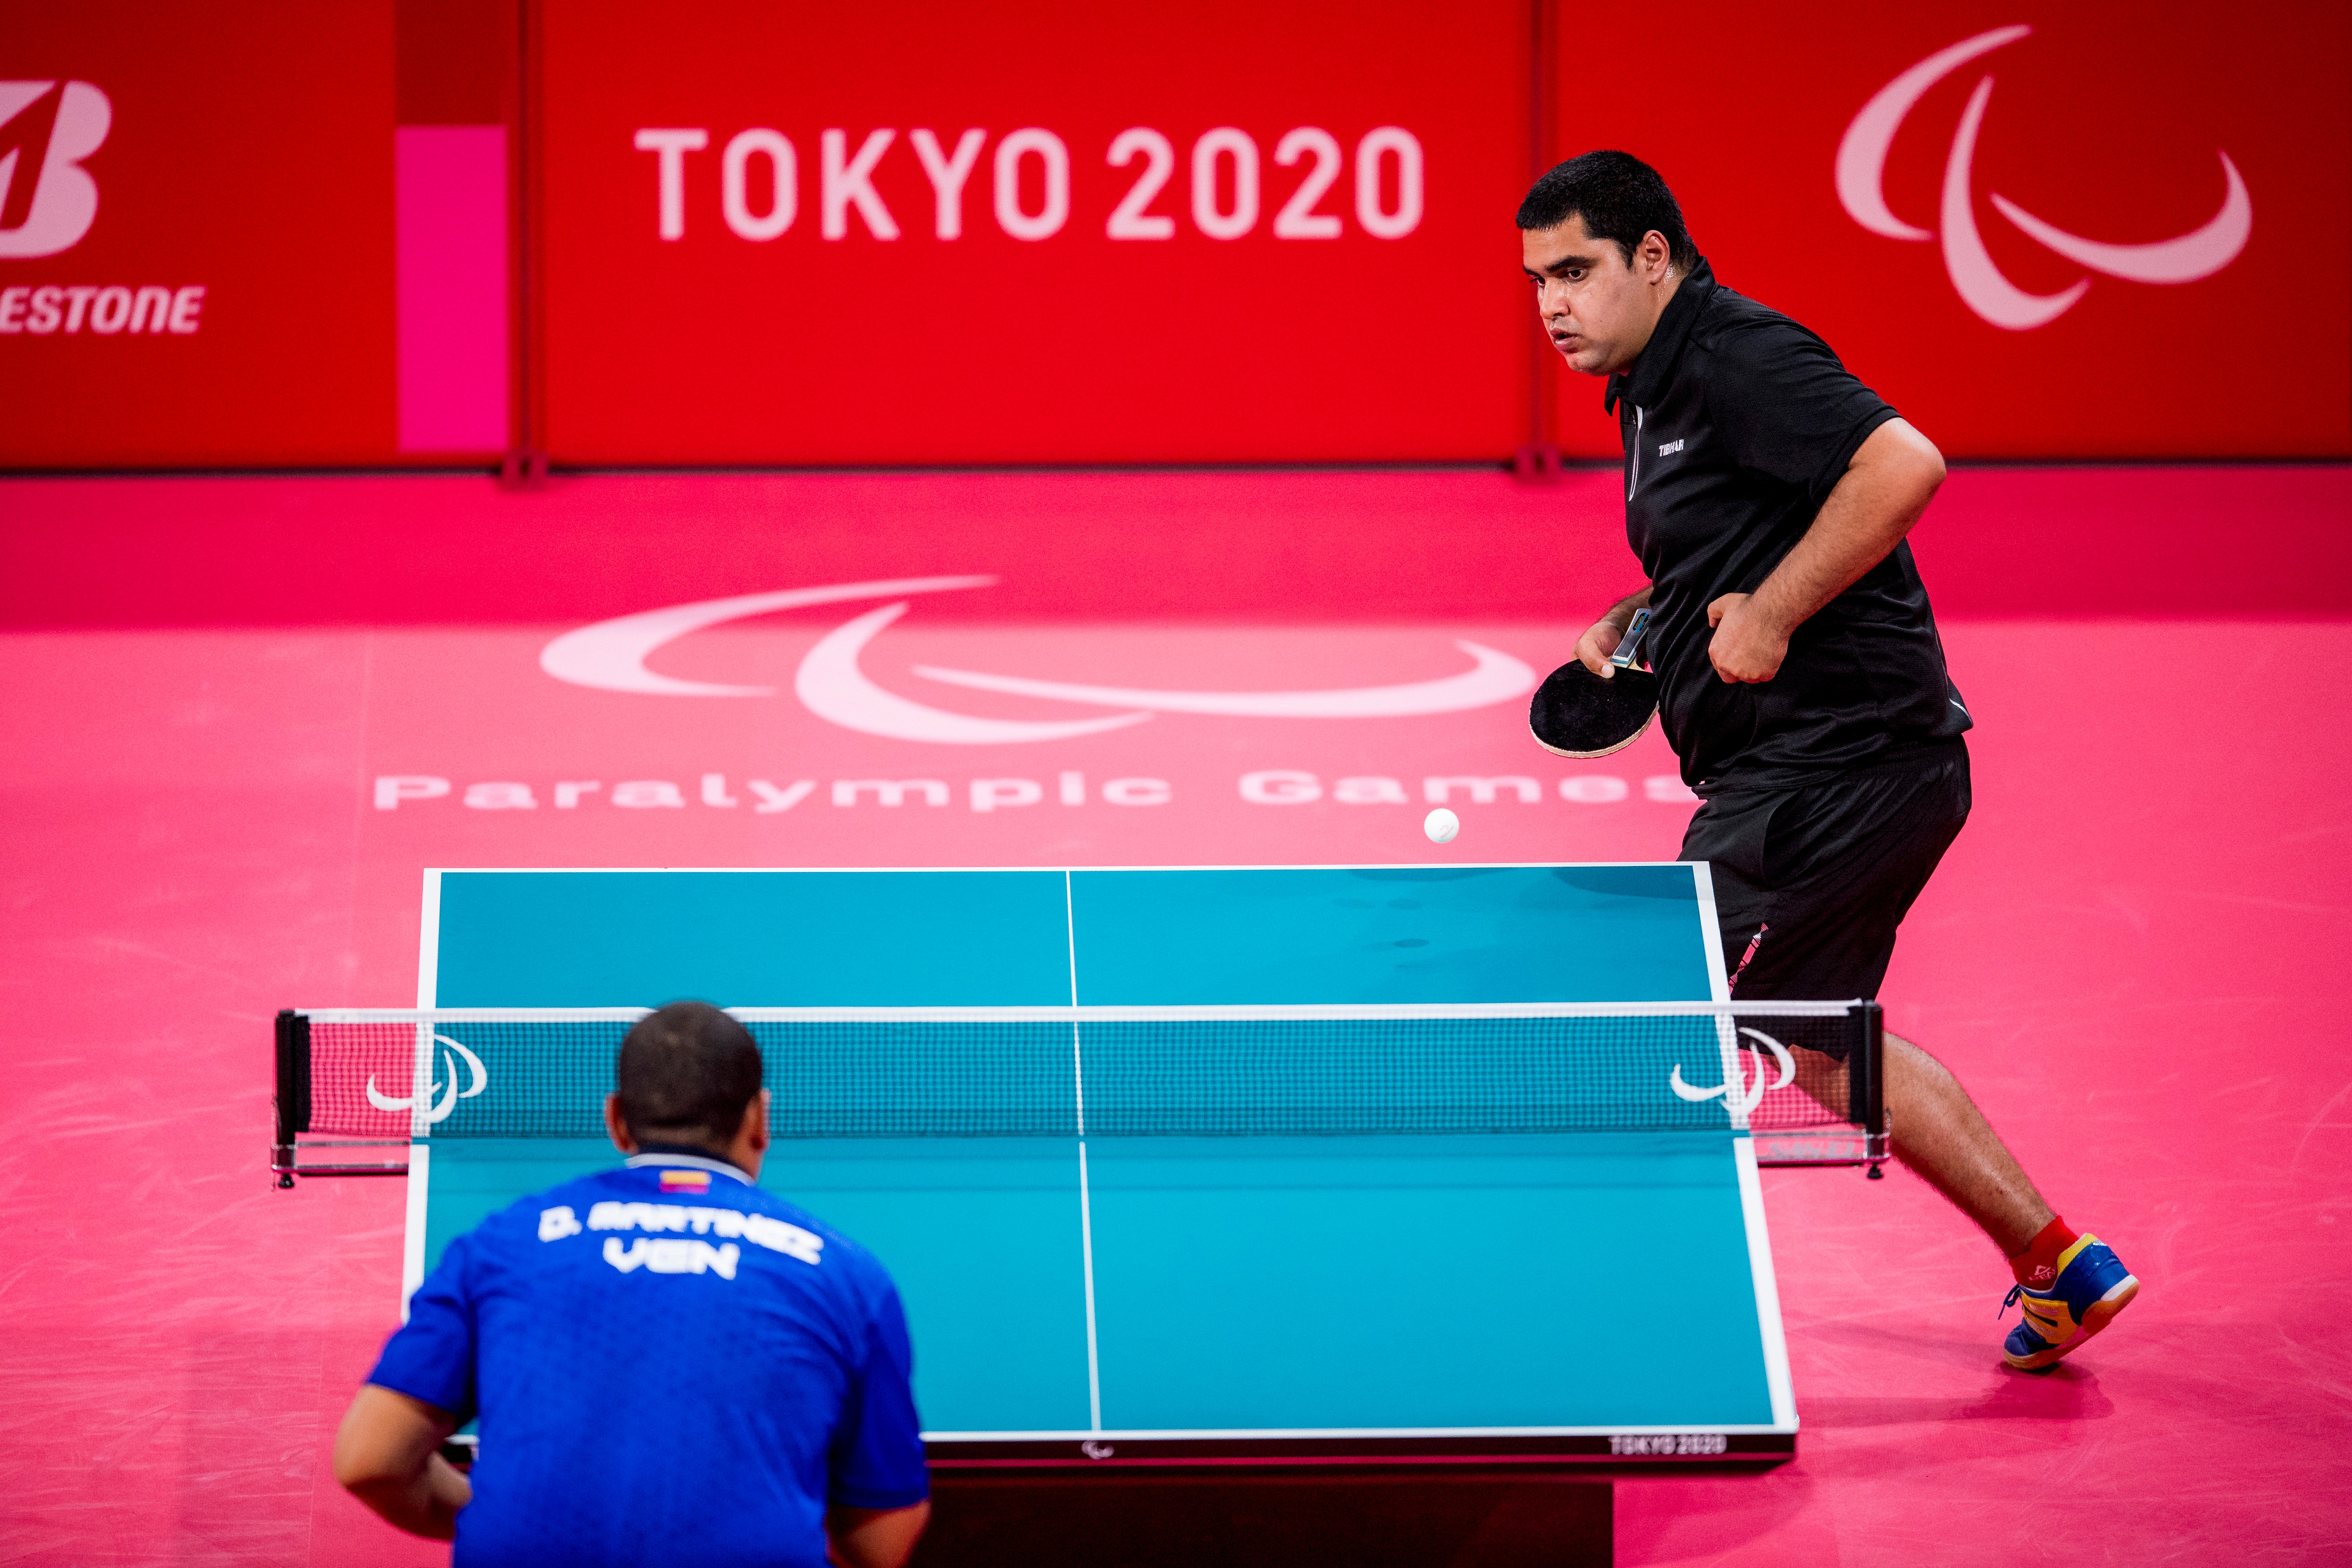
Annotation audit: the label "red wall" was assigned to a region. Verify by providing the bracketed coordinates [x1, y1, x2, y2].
[2, 1, 2345, 468]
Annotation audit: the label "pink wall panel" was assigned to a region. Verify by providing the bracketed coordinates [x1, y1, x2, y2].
[395, 125, 510, 455]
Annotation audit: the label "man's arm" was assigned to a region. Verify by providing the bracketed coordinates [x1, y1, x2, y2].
[333, 1384, 471, 1540]
[828, 1500, 931, 1568]
[1705, 418, 1946, 682]
[1574, 585, 1654, 676]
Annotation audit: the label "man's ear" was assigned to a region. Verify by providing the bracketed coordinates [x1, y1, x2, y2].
[604, 1093, 638, 1155]
[718, 1089, 771, 1180]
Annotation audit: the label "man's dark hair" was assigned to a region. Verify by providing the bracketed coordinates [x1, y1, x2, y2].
[616, 1001, 763, 1148]
[1515, 150, 1698, 272]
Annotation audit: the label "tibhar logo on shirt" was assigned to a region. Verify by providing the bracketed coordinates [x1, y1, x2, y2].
[1658, 439, 1685, 457]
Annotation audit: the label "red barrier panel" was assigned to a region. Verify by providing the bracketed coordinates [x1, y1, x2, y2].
[1545, 0, 2351, 459]
[0, 4, 398, 466]
[5, 2, 2344, 468]
[533, 0, 1537, 465]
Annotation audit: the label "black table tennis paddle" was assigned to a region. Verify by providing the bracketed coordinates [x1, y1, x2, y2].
[1529, 608, 1659, 758]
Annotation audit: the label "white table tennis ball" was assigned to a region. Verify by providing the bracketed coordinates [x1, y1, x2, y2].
[1423, 808, 1460, 844]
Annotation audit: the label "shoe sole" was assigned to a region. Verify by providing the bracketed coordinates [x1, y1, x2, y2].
[2002, 1275, 2139, 1371]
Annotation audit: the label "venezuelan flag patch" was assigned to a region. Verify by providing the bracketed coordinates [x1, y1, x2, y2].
[658, 1168, 712, 1193]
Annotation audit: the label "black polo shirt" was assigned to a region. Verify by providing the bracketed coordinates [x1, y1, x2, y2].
[1605, 256, 1970, 793]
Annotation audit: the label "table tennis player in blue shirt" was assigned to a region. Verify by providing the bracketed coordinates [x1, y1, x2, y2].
[333, 1002, 931, 1568]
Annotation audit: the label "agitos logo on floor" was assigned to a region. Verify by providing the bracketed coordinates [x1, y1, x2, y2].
[538, 577, 1536, 745]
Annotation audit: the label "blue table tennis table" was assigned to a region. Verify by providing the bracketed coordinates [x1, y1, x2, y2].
[294, 863, 1854, 1470]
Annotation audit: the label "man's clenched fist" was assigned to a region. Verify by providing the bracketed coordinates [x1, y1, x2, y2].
[1706, 592, 1788, 683]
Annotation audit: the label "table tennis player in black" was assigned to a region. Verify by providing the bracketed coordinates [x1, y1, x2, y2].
[1516, 151, 2137, 1371]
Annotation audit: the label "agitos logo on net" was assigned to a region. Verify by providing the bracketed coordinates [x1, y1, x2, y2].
[0, 79, 207, 337]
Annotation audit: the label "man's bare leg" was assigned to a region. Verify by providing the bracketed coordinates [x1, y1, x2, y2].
[1888, 1032, 2139, 1368]
[1882, 1032, 2052, 1255]
[1794, 1027, 2135, 1369]
[1794, 1032, 2052, 1255]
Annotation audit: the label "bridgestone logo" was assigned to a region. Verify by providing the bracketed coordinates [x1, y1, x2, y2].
[0, 284, 205, 335]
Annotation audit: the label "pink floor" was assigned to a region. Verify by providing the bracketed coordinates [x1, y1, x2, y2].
[3, 469, 2348, 1564]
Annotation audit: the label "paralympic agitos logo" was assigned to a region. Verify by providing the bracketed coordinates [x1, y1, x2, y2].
[1836, 25, 2250, 330]
[541, 577, 1536, 744]
[368, 1034, 489, 1124]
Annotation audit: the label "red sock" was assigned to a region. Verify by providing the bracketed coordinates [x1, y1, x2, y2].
[2009, 1216, 2079, 1288]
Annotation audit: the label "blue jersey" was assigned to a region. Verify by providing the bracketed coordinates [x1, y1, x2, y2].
[368, 1153, 928, 1568]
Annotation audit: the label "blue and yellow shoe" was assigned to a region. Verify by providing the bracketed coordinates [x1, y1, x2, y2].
[2000, 1235, 2139, 1371]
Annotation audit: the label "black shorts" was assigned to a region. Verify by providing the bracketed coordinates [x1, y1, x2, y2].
[1681, 740, 1970, 1012]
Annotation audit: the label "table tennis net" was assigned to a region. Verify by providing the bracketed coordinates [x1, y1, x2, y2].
[276, 1004, 1884, 1163]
